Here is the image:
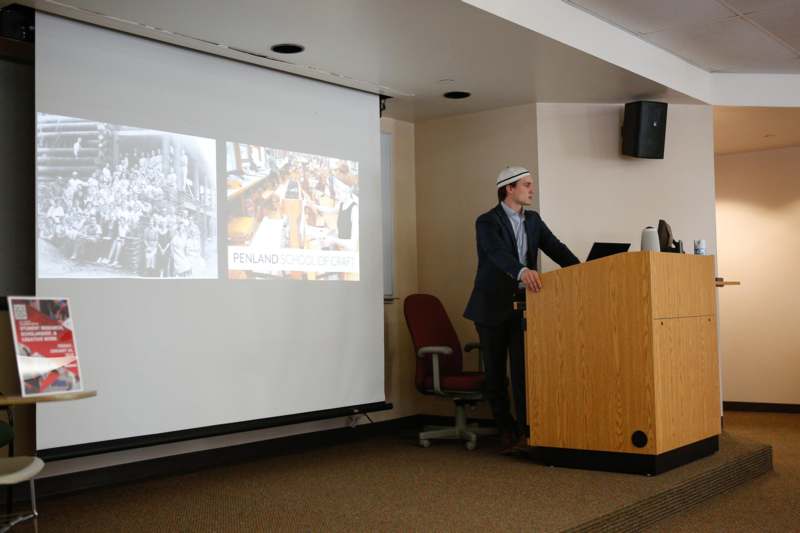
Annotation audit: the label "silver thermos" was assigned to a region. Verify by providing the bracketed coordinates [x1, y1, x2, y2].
[641, 226, 659, 252]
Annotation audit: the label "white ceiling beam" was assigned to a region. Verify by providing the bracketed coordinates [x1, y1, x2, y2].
[464, 0, 800, 107]
[462, 0, 713, 102]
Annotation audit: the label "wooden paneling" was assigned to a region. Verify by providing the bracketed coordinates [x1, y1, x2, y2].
[525, 252, 721, 457]
[526, 252, 656, 454]
[653, 316, 721, 453]
[649, 253, 716, 319]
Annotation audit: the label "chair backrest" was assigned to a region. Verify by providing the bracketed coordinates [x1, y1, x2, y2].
[403, 294, 463, 391]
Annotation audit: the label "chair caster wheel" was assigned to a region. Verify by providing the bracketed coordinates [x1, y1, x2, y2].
[465, 440, 476, 451]
[419, 439, 431, 448]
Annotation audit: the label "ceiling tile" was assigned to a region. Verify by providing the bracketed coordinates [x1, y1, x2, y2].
[721, 0, 798, 15]
[31, 0, 699, 122]
[647, 16, 799, 72]
[747, 3, 800, 51]
[567, 0, 735, 34]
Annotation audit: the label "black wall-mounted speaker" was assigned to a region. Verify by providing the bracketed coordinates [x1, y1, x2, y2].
[622, 101, 668, 159]
[0, 4, 34, 42]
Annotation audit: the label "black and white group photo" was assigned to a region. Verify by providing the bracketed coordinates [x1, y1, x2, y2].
[36, 113, 218, 279]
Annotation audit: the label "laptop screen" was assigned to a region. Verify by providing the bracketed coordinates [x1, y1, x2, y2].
[586, 242, 631, 262]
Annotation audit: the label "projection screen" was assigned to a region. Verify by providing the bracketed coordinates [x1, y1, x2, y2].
[34, 13, 384, 452]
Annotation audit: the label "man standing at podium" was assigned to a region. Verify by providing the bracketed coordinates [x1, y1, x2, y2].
[464, 166, 579, 453]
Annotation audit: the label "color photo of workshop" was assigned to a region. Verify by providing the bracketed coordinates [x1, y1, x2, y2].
[225, 142, 359, 280]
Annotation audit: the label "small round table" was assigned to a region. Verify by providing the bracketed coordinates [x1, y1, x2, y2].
[0, 390, 97, 407]
[0, 390, 96, 513]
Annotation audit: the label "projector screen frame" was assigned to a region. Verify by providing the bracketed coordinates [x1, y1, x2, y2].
[34, 13, 387, 454]
[30, 10, 386, 101]
[38, 400, 392, 461]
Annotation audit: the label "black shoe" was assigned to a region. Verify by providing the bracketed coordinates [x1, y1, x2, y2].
[500, 433, 527, 455]
[498, 431, 516, 455]
[511, 435, 529, 454]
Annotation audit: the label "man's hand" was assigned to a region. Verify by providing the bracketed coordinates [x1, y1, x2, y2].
[520, 268, 542, 292]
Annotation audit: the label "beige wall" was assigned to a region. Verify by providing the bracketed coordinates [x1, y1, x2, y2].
[415, 106, 539, 341]
[4, 100, 733, 466]
[716, 146, 800, 404]
[375, 117, 421, 420]
[414, 103, 538, 416]
[536, 103, 717, 271]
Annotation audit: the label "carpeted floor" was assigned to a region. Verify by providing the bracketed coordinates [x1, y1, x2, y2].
[645, 411, 800, 532]
[13, 411, 797, 532]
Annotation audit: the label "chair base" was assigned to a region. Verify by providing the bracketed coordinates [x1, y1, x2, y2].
[0, 511, 38, 533]
[419, 402, 497, 450]
[0, 478, 38, 533]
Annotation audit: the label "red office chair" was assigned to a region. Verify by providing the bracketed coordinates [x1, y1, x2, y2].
[403, 293, 496, 450]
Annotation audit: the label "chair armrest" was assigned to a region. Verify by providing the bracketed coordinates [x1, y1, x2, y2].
[417, 346, 453, 358]
[417, 346, 452, 394]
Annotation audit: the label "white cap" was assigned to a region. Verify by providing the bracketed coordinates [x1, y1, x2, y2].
[496, 166, 530, 189]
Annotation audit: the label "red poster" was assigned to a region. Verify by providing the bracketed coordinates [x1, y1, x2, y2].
[7, 297, 83, 397]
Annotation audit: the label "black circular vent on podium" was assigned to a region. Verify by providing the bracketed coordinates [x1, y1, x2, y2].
[632, 430, 648, 448]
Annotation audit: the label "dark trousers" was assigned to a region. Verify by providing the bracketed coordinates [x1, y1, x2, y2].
[476, 313, 526, 437]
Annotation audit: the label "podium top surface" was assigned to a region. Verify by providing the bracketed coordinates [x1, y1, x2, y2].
[531, 251, 716, 320]
[581, 250, 712, 265]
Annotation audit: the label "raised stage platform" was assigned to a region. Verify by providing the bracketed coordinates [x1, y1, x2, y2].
[403, 428, 771, 532]
[555, 432, 772, 531]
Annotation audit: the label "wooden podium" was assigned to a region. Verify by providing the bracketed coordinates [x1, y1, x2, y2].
[524, 251, 721, 474]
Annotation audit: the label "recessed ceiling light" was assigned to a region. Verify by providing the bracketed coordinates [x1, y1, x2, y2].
[443, 91, 471, 99]
[270, 43, 305, 54]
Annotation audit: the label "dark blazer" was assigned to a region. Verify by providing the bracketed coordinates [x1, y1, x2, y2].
[464, 204, 579, 326]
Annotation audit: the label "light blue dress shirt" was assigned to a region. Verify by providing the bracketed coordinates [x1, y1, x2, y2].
[500, 202, 528, 280]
